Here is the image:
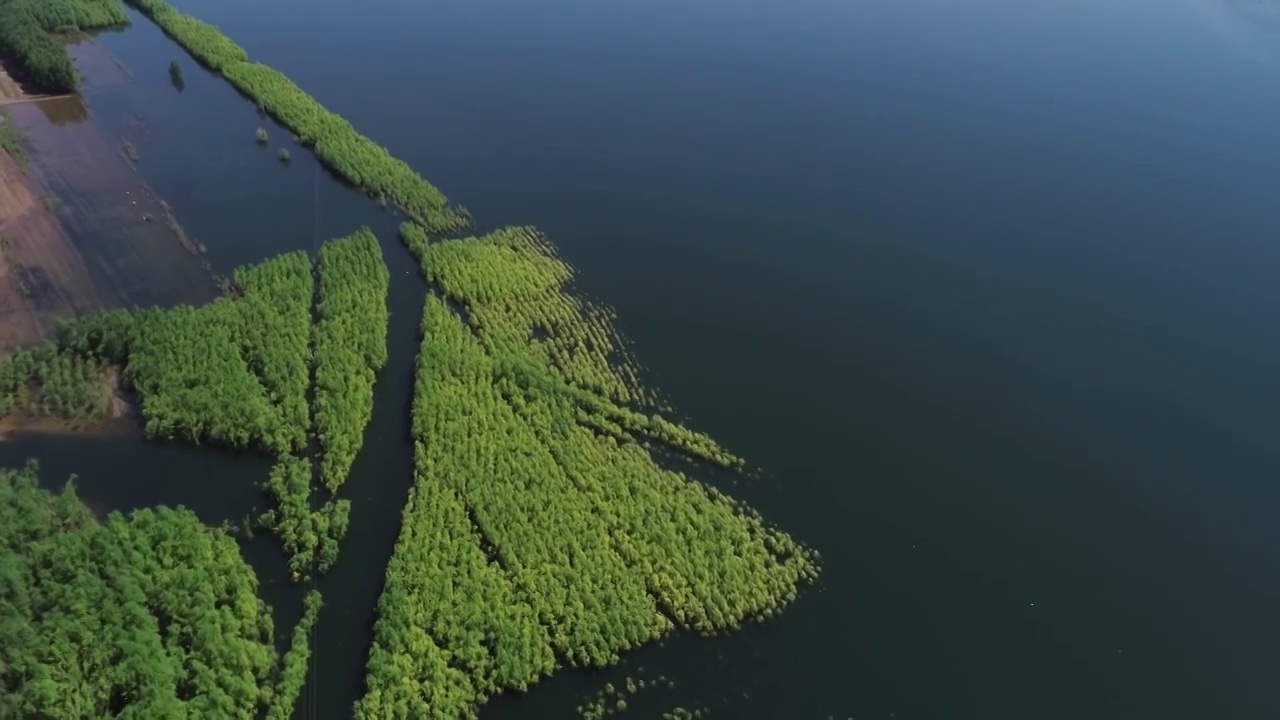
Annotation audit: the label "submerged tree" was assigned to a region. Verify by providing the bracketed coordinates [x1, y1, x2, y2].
[168, 59, 184, 92]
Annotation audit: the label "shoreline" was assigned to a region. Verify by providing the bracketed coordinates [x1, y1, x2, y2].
[0, 44, 220, 356]
[0, 366, 135, 442]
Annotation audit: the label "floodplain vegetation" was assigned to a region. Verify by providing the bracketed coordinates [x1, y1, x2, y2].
[0, 341, 112, 422]
[0, 233, 387, 715]
[353, 225, 820, 719]
[0, 0, 127, 93]
[0, 109, 27, 165]
[313, 228, 389, 493]
[575, 673, 683, 720]
[0, 1, 821, 716]
[0, 460, 293, 718]
[19, 231, 390, 581]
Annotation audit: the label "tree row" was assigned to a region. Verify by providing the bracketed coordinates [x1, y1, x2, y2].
[314, 228, 389, 493]
[124, 0, 469, 234]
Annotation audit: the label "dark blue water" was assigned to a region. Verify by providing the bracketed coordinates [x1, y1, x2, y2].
[5, 0, 1280, 716]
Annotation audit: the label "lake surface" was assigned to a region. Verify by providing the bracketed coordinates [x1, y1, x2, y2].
[4, 0, 1280, 716]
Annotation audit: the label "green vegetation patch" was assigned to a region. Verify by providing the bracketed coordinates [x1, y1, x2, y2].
[233, 250, 313, 452]
[0, 0, 128, 93]
[408, 224, 743, 468]
[127, 251, 315, 453]
[125, 0, 469, 234]
[357, 225, 820, 718]
[313, 228, 389, 493]
[47, 233, 390, 580]
[0, 460, 282, 718]
[0, 341, 113, 421]
[264, 590, 322, 720]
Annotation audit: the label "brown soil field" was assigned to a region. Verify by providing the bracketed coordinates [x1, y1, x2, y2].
[0, 145, 104, 354]
[0, 67, 27, 103]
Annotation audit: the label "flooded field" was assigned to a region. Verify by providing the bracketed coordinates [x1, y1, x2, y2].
[0, 35, 215, 354]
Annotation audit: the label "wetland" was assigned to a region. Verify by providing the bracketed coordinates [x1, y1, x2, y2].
[4, 0, 1280, 718]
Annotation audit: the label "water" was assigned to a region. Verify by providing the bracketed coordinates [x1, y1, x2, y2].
[4, 0, 1280, 716]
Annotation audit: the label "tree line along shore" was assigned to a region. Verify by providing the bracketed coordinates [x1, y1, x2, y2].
[0, 0, 822, 718]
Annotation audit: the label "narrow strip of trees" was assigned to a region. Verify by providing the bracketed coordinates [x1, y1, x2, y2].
[124, 0, 469, 234]
[313, 228, 389, 493]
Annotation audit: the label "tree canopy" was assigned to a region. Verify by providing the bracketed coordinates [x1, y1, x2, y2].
[355, 225, 819, 719]
[30, 234, 392, 581]
[0, 0, 128, 93]
[0, 460, 280, 718]
[314, 228, 389, 493]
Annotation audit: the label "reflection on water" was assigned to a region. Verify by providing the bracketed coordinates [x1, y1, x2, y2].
[31, 96, 88, 127]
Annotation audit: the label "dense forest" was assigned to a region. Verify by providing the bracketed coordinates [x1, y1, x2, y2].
[0, 233, 388, 714]
[0, 461, 289, 718]
[0, 0, 127, 93]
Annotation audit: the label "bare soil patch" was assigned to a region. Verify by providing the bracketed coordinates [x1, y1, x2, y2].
[0, 147, 103, 354]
